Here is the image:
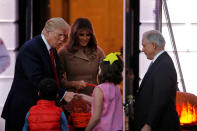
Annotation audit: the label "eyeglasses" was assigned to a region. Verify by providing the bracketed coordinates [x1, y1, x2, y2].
[53, 31, 68, 39]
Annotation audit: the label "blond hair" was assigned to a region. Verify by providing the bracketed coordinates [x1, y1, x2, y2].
[42, 17, 70, 34]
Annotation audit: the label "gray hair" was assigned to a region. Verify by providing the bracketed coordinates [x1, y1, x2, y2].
[142, 30, 166, 48]
[42, 17, 70, 33]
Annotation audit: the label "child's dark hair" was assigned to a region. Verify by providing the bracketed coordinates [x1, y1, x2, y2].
[38, 78, 58, 101]
[98, 55, 123, 85]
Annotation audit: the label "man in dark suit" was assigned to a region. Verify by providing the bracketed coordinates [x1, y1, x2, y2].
[134, 30, 180, 131]
[1, 17, 75, 131]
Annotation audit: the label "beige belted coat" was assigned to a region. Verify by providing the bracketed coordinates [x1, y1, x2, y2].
[58, 47, 105, 95]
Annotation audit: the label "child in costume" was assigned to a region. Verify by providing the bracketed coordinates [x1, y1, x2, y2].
[22, 78, 69, 131]
[82, 52, 123, 131]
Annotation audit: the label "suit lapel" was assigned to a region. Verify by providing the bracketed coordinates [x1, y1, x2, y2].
[37, 35, 53, 70]
[138, 52, 167, 94]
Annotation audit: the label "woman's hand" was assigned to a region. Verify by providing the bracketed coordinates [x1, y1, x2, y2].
[75, 80, 87, 89]
[61, 73, 87, 90]
[141, 124, 151, 131]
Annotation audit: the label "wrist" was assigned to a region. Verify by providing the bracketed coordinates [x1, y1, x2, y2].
[144, 124, 151, 130]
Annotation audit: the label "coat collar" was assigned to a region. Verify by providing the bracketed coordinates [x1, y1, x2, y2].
[137, 51, 167, 94]
[37, 35, 51, 63]
[37, 100, 56, 106]
[41, 34, 51, 53]
[73, 49, 90, 61]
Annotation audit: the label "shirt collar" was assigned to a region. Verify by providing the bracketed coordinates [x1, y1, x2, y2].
[41, 34, 51, 53]
[152, 50, 165, 63]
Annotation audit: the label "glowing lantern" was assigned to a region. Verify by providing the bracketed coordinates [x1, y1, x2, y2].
[176, 91, 197, 125]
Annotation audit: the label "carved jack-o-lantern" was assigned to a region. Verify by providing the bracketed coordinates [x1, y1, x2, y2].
[176, 91, 197, 125]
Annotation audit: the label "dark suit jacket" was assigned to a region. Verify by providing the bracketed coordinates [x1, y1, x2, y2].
[1, 35, 66, 129]
[134, 52, 180, 131]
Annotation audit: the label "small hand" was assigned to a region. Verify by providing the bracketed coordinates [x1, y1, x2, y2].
[64, 91, 75, 102]
[141, 124, 151, 131]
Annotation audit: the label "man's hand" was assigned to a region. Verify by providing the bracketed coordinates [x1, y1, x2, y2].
[63, 91, 75, 102]
[141, 124, 151, 131]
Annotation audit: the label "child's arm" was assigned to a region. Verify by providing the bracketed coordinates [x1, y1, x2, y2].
[85, 87, 103, 131]
[22, 112, 30, 131]
[78, 93, 92, 103]
[60, 111, 69, 131]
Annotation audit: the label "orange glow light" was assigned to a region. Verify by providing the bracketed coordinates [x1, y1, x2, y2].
[176, 102, 197, 125]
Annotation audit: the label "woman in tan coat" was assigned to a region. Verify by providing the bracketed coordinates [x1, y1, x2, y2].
[58, 17, 104, 95]
[58, 18, 104, 131]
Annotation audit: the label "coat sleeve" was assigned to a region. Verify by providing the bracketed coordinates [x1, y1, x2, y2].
[22, 112, 30, 131]
[19, 46, 45, 87]
[60, 111, 69, 131]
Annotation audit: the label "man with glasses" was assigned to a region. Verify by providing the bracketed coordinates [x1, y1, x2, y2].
[133, 30, 180, 131]
[1, 17, 75, 131]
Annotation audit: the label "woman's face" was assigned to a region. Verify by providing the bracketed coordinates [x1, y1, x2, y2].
[77, 29, 91, 47]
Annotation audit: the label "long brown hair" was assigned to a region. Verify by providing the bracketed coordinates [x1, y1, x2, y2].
[67, 18, 97, 59]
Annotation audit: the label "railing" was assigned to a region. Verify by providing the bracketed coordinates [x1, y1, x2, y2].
[155, 0, 186, 92]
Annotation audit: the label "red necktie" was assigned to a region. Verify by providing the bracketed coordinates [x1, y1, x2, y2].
[50, 48, 60, 88]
